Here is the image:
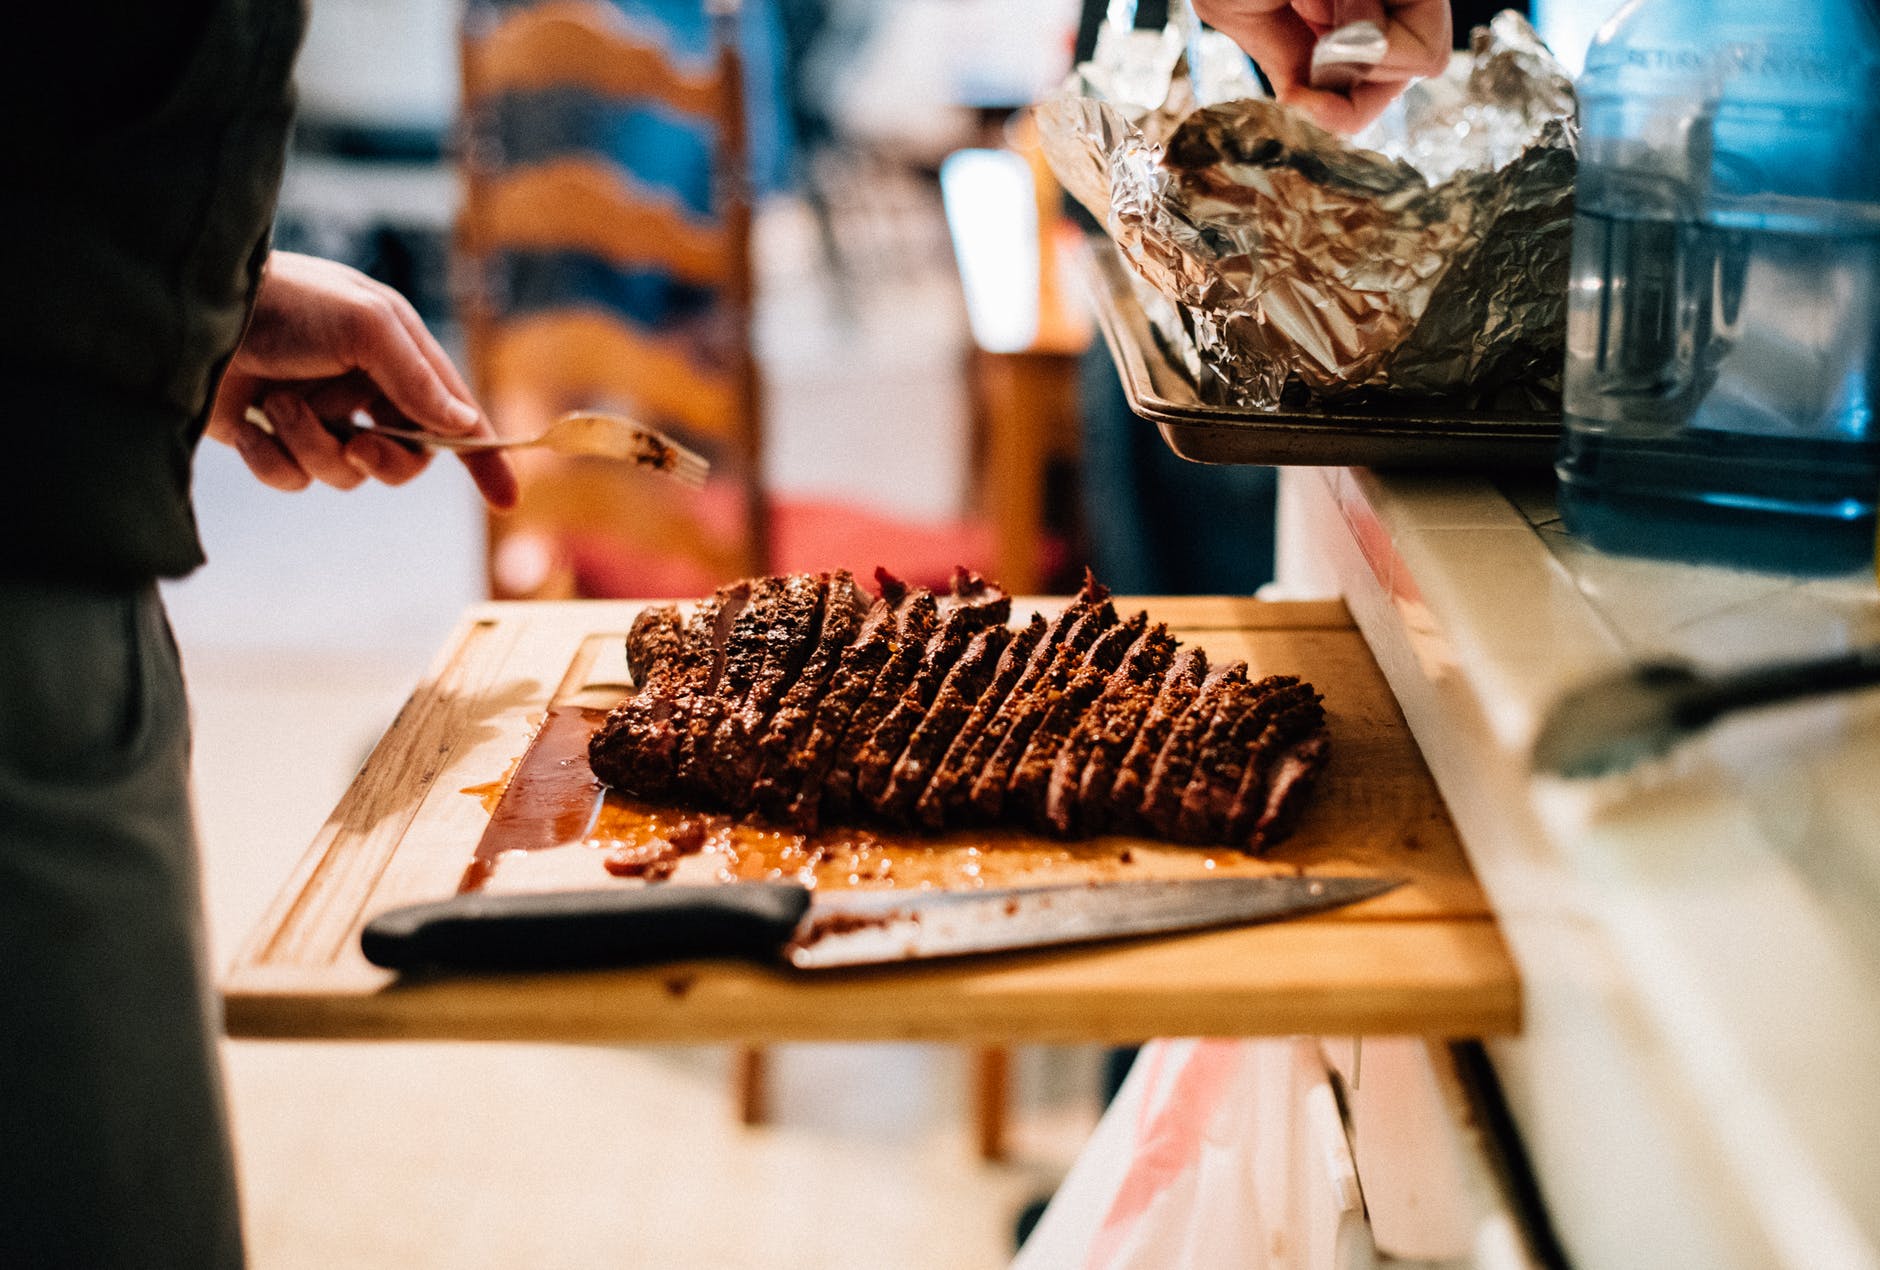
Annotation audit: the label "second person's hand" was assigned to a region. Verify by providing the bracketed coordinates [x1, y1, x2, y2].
[1193, 0, 1451, 133]
[205, 252, 520, 509]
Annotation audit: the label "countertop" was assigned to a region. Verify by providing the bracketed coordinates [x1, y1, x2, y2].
[1287, 467, 1880, 1270]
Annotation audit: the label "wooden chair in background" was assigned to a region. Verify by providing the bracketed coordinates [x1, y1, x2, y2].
[940, 115, 1091, 595]
[458, 0, 1024, 1158]
[459, 0, 777, 1125]
[458, 0, 766, 600]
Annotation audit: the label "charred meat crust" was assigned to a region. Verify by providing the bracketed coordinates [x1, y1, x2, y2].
[702, 573, 830, 809]
[952, 580, 1115, 822]
[589, 580, 751, 796]
[964, 600, 1120, 821]
[744, 570, 870, 797]
[1105, 646, 1209, 832]
[1137, 662, 1249, 838]
[1044, 622, 1176, 835]
[1224, 687, 1328, 845]
[1247, 734, 1331, 849]
[590, 571, 1332, 850]
[749, 592, 899, 827]
[763, 574, 927, 830]
[1003, 612, 1149, 826]
[820, 589, 941, 821]
[851, 577, 1013, 809]
[1040, 620, 1176, 835]
[665, 579, 759, 798]
[624, 605, 685, 688]
[1173, 677, 1308, 842]
[909, 613, 1047, 829]
[873, 623, 1014, 823]
[939, 566, 1008, 620]
[1060, 685, 1155, 836]
[588, 605, 686, 792]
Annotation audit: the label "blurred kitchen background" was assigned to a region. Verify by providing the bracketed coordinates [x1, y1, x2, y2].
[166, 1, 1612, 1265]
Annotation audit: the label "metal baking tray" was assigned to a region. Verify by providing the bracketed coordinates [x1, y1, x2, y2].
[1078, 239, 1560, 470]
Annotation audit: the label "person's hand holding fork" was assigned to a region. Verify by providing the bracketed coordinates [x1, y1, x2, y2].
[1192, 0, 1452, 132]
[206, 251, 519, 508]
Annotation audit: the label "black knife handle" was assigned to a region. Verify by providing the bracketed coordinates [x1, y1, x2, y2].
[360, 884, 813, 972]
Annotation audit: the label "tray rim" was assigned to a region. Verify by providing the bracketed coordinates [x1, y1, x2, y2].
[1077, 237, 1561, 470]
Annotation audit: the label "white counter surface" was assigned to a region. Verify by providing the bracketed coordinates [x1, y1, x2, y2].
[1291, 467, 1880, 1270]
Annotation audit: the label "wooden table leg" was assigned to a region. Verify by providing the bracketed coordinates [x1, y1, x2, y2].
[979, 353, 1050, 596]
[735, 1045, 769, 1127]
[976, 349, 1081, 595]
[974, 1045, 1011, 1163]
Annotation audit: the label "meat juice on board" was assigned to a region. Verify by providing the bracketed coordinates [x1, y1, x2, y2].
[1556, 0, 1880, 574]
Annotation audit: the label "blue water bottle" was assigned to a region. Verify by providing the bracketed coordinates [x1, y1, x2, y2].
[1556, 0, 1880, 574]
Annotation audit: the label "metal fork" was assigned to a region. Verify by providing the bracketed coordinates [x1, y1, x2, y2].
[244, 405, 711, 489]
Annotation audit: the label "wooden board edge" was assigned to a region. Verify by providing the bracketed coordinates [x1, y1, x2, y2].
[224, 917, 1520, 1044]
[222, 611, 513, 982]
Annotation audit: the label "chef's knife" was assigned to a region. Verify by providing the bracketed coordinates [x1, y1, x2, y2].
[361, 875, 1404, 973]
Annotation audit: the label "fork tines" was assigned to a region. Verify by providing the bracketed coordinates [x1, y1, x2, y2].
[634, 428, 712, 489]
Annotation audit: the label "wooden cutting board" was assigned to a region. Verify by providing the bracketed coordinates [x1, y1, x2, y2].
[222, 597, 1519, 1042]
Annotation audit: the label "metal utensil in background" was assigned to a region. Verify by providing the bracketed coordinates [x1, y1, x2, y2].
[361, 875, 1407, 973]
[244, 404, 711, 488]
[1530, 644, 1880, 779]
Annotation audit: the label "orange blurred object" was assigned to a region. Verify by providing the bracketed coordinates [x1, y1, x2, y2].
[458, 0, 766, 599]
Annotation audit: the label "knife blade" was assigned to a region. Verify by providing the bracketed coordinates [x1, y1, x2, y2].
[360, 875, 1405, 973]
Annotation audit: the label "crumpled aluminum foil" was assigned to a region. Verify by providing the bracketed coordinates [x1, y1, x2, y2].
[1039, 11, 1576, 411]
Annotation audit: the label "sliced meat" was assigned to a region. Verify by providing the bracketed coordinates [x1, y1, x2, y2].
[1103, 645, 1209, 832]
[743, 570, 870, 798]
[1136, 662, 1249, 837]
[592, 569, 1333, 851]
[873, 623, 1015, 823]
[914, 585, 1103, 830]
[1064, 687, 1155, 835]
[700, 572, 830, 808]
[761, 575, 924, 829]
[905, 613, 1047, 828]
[1247, 734, 1332, 849]
[729, 573, 826, 726]
[1002, 668, 1102, 829]
[1223, 687, 1329, 845]
[1041, 622, 1176, 835]
[963, 599, 1118, 822]
[1002, 612, 1149, 827]
[850, 575, 1012, 809]
[670, 575, 793, 800]
[624, 604, 685, 687]
[1172, 677, 1309, 842]
[947, 574, 1105, 815]
[818, 588, 940, 821]
[938, 566, 1010, 622]
[588, 579, 751, 797]
[747, 578, 904, 826]
[587, 605, 684, 793]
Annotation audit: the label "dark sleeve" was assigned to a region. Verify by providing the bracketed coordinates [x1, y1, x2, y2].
[1450, 0, 1529, 44]
[0, 3, 219, 137]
